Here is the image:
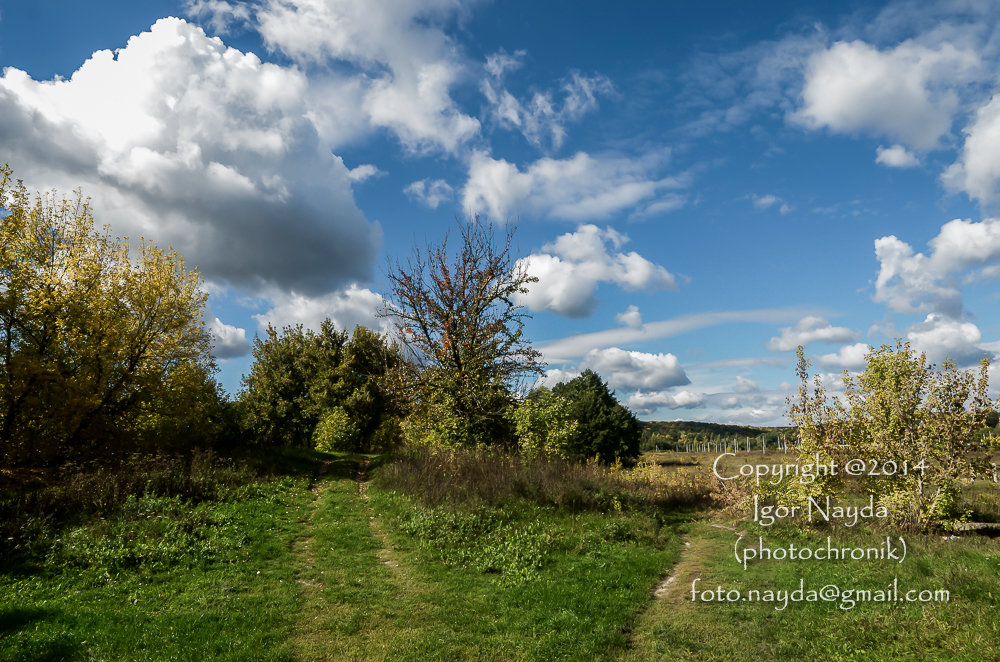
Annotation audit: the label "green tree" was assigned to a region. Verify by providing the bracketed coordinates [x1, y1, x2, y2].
[381, 217, 543, 447]
[0, 164, 215, 465]
[552, 370, 641, 463]
[506, 387, 580, 461]
[239, 322, 345, 447]
[239, 320, 403, 451]
[788, 341, 998, 529]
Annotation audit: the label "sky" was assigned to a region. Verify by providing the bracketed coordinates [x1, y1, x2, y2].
[3, 0, 1000, 425]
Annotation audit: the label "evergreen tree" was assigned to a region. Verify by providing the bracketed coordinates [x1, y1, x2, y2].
[552, 370, 641, 463]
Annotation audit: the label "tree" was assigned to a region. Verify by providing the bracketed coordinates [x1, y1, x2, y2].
[788, 341, 998, 529]
[239, 322, 345, 447]
[238, 320, 403, 451]
[381, 217, 543, 446]
[506, 387, 580, 461]
[0, 164, 215, 465]
[552, 370, 641, 463]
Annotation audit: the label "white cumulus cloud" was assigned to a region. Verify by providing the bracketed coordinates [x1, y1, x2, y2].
[515, 225, 677, 317]
[209, 317, 250, 358]
[581, 347, 690, 391]
[794, 39, 979, 150]
[615, 305, 643, 329]
[0, 17, 381, 297]
[347, 164, 384, 182]
[876, 144, 920, 168]
[816, 342, 870, 369]
[254, 284, 388, 334]
[251, 0, 480, 155]
[461, 149, 685, 221]
[906, 314, 989, 365]
[943, 94, 1000, 203]
[626, 390, 705, 415]
[874, 218, 1000, 318]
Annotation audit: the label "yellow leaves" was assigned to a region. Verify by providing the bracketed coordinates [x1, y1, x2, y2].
[0, 163, 214, 463]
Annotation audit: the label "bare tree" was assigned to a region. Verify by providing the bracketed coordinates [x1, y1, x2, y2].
[380, 217, 543, 444]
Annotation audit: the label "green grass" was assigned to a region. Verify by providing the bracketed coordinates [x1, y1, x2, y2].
[4, 447, 1000, 660]
[0, 454, 318, 661]
[288, 451, 692, 661]
[625, 450, 1000, 661]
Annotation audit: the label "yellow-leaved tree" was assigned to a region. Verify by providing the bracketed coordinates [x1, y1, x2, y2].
[0, 164, 217, 465]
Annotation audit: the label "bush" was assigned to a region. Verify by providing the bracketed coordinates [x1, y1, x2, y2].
[374, 445, 715, 513]
[506, 388, 579, 460]
[788, 342, 999, 530]
[313, 407, 360, 452]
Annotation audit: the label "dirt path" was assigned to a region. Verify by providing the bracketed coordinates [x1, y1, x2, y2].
[623, 520, 741, 658]
[289, 457, 437, 661]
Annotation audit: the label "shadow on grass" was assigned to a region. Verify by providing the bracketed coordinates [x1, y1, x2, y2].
[0, 606, 81, 662]
[0, 606, 55, 633]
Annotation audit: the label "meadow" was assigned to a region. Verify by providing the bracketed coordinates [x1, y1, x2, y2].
[3, 447, 999, 661]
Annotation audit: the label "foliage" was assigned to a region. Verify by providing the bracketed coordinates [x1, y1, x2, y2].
[551, 369, 642, 463]
[239, 321, 346, 447]
[312, 406, 360, 452]
[381, 217, 543, 447]
[239, 321, 403, 451]
[788, 341, 999, 529]
[0, 164, 215, 465]
[506, 387, 580, 460]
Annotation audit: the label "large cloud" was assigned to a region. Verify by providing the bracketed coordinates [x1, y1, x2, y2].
[248, 0, 480, 154]
[943, 94, 1000, 203]
[873, 218, 1000, 317]
[794, 39, 979, 150]
[461, 150, 686, 221]
[906, 313, 989, 365]
[0, 17, 381, 296]
[515, 225, 677, 317]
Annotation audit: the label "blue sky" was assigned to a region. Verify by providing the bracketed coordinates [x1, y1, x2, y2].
[3, 0, 1000, 424]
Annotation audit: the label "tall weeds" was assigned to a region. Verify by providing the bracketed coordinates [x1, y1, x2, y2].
[374, 446, 716, 513]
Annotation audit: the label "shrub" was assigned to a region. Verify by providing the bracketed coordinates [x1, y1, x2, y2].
[313, 407, 360, 452]
[506, 388, 579, 460]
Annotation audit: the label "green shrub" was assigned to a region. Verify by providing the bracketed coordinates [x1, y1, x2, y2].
[506, 389, 579, 460]
[313, 407, 360, 452]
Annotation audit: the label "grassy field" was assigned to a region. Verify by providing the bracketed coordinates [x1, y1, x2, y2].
[2, 448, 999, 660]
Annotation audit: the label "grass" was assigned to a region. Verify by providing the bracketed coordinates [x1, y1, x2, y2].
[293, 448, 694, 660]
[3, 446, 1000, 660]
[0, 450, 318, 661]
[625, 451, 1000, 661]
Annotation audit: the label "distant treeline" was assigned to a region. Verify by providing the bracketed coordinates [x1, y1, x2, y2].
[639, 420, 796, 452]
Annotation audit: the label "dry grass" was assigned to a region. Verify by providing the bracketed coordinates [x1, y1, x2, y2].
[373, 446, 717, 513]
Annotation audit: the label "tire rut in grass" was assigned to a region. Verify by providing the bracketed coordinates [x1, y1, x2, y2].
[623, 521, 730, 657]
